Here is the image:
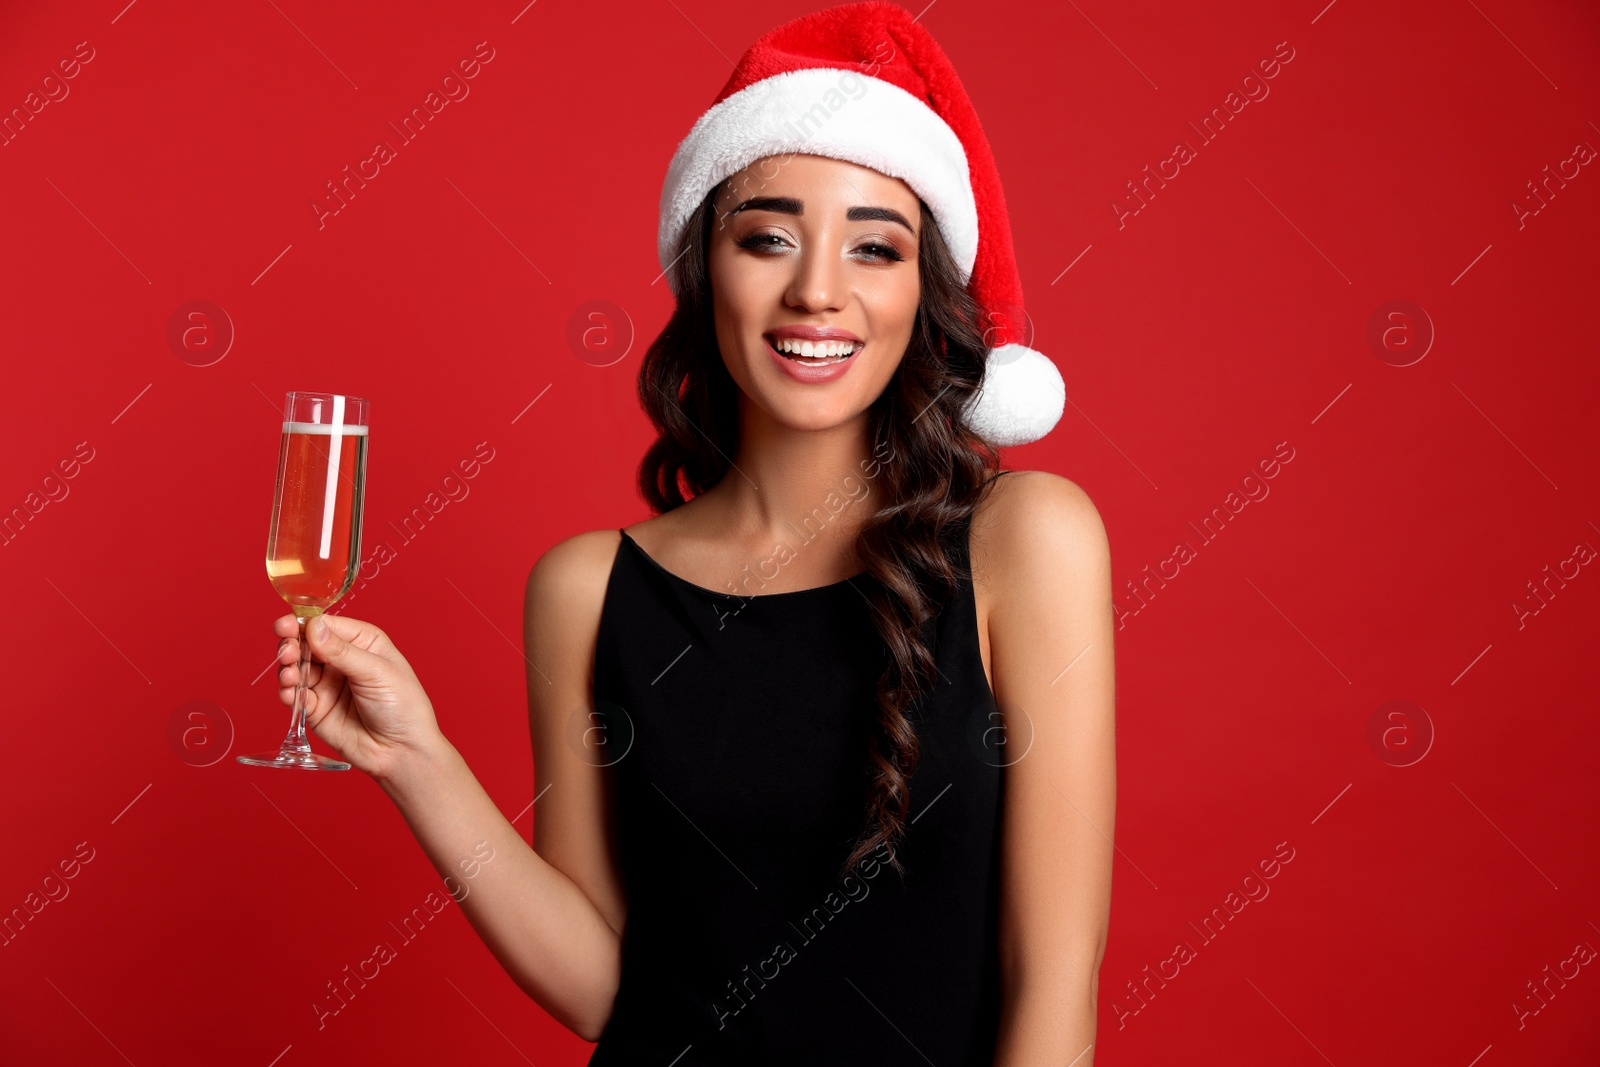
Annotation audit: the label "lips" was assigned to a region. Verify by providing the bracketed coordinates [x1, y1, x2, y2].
[763, 329, 863, 364]
[765, 325, 863, 344]
[763, 333, 860, 383]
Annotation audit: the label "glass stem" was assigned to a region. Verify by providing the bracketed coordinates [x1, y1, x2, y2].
[282, 615, 314, 757]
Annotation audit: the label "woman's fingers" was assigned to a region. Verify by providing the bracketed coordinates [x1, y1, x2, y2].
[277, 657, 326, 686]
[273, 613, 327, 703]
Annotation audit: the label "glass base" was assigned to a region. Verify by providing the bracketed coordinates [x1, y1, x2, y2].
[237, 749, 351, 770]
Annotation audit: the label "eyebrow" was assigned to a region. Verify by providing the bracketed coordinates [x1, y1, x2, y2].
[726, 195, 917, 237]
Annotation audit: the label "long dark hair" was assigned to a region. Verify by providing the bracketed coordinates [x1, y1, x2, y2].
[636, 176, 1005, 881]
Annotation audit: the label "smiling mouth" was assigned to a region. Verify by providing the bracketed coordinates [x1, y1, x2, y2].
[765, 334, 863, 365]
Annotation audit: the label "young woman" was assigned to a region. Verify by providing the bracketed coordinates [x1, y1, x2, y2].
[270, 4, 1115, 1063]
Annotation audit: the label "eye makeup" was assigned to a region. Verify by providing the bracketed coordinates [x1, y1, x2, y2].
[734, 229, 909, 263]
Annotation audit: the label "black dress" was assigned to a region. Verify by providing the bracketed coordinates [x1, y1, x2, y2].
[587, 510, 1007, 1066]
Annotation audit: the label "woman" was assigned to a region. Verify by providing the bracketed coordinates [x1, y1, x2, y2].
[271, 4, 1115, 1063]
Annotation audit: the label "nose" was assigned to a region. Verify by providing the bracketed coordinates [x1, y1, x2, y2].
[784, 240, 846, 315]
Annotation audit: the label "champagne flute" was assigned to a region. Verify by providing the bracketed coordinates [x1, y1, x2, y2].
[238, 391, 369, 770]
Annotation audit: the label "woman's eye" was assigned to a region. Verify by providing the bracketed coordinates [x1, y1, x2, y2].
[735, 233, 904, 263]
[857, 242, 904, 263]
[737, 233, 787, 253]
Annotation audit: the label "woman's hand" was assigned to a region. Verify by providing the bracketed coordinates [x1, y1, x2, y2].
[272, 612, 445, 778]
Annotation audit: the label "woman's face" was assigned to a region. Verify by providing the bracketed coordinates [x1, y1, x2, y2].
[706, 154, 922, 432]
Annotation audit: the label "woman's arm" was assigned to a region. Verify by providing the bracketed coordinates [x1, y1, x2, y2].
[374, 736, 622, 1041]
[981, 472, 1116, 1066]
[291, 531, 626, 1041]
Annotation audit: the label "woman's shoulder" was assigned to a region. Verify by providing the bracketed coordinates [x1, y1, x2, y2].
[972, 469, 1108, 600]
[976, 469, 1101, 534]
[529, 526, 625, 579]
[524, 527, 627, 622]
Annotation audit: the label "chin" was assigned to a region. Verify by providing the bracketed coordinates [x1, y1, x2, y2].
[753, 389, 865, 432]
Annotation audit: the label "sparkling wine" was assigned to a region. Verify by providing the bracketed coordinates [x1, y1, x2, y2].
[266, 417, 368, 618]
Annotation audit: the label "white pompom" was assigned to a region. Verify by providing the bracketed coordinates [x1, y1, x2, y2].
[959, 344, 1066, 447]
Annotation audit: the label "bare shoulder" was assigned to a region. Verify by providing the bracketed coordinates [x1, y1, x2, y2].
[524, 527, 624, 652]
[522, 526, 626, 720]
[525, 528, 625, 617]
[522, 528, 626, 699]
[971, 470, 1110, 595]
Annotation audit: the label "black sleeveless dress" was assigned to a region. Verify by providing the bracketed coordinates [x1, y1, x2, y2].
[587, 509, 1007, 1066]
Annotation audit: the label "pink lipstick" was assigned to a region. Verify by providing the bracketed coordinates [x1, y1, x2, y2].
[763, 326, 863, 385]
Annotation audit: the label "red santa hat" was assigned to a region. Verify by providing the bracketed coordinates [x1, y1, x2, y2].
[657, 0, 1065, 448]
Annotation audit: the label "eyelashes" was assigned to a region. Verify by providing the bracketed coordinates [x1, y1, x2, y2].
[735, 231, 906, 263]
[736, 233, 785, 254]
[857, 242, 905, 263]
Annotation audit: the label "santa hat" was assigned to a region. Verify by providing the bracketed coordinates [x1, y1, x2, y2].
[657, 0, 1065, 448]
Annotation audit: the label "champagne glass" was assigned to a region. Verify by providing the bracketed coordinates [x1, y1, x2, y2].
[239, 391, 369, 770]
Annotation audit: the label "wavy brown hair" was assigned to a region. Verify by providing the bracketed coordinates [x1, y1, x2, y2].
[636, 176, 1006, 882]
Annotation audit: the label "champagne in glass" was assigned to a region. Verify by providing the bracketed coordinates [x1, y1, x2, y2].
[239, 391, 369, 770]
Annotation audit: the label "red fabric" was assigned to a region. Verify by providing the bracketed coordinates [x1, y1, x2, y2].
[713, 1, 1026, 347]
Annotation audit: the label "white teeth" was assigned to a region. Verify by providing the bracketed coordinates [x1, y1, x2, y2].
[771, 336, 859, 358]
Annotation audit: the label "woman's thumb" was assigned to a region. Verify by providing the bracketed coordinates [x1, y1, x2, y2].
[307, 613, 385, 678]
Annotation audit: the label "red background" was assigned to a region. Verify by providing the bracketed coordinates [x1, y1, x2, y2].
[2, 0, 1597, 1063]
